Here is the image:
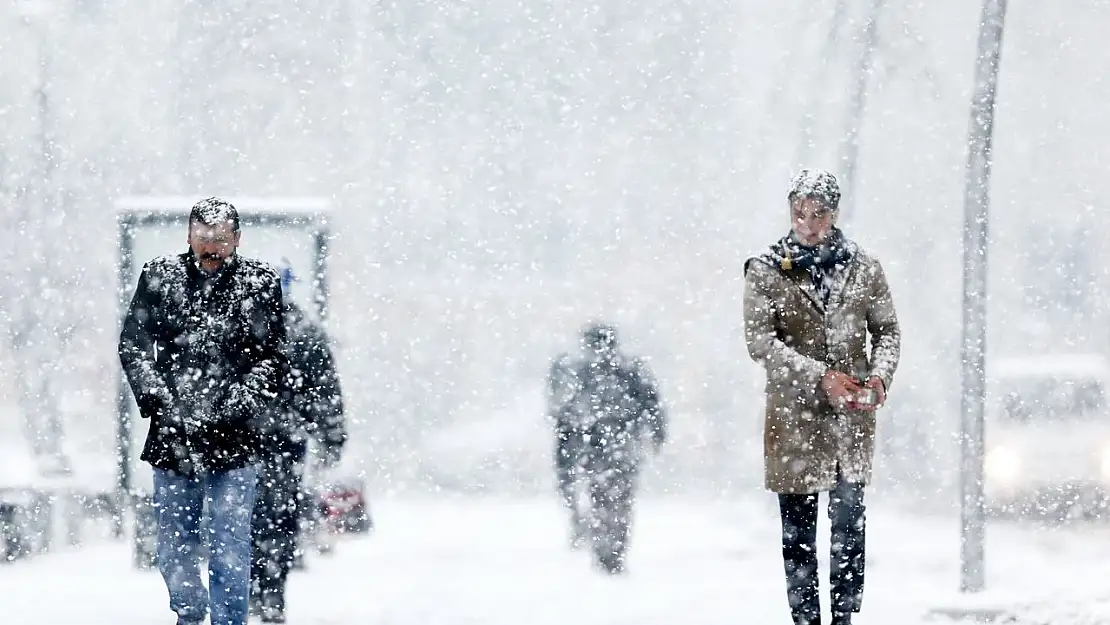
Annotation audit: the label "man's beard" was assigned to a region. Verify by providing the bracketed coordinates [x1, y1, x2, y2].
[194, 251, 228, 271]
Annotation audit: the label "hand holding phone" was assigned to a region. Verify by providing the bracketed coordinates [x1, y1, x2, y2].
[852, 377, 886, 411]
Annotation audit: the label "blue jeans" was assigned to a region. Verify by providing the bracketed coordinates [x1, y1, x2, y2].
[153, 465, 258, 625]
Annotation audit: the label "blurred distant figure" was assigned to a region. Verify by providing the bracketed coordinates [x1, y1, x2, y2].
[118, 197, 286, 625]
[743, 168, 900, 625]
[250, 263, 347, 623]
[553, 322, 666, 574]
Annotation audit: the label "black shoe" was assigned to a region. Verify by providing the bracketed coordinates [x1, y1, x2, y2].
[260, 591, 287, 623]
[831, 613, 852, 625]
[595, 552, 626, 575]
[261, 605, 287, 623]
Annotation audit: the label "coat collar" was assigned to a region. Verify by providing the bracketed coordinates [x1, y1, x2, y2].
[746, 238, 861, 316]
[180, 250, 239, 292]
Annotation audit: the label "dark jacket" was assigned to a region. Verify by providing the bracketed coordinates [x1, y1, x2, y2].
[118, 251, 287, 475]
[560, 351, 667, 463]
[258, 301, 347, 462]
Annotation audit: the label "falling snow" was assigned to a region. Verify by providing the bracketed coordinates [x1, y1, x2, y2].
[2, 1, 1110, 624]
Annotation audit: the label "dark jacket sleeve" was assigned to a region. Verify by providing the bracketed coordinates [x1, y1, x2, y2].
[299, 326, 347, 455]
[633, 359, 666, 447]
[118, 266, 172, 420]
[228, 273, 288, 421]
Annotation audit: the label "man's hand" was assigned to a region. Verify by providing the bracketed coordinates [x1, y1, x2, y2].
[157, 403, 198, 437]
[820, 370, 864, 409]
[181, 408, 202, 437]
[138, 387, 174, 421]
[225, 383, 261, 423]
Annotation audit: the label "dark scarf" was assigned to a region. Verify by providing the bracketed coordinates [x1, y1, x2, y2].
[762, 227, 852, 305]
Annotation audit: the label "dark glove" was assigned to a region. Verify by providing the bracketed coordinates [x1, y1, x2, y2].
[137, 388, 174, 421]
[147, 398, 197, 438]
[225, 383, 262, 423]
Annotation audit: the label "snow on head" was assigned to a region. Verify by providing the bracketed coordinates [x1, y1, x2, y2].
[787, 168, 841, 211]
[189, 196, 241, 231]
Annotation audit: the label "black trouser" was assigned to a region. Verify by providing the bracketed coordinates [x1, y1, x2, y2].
[585, 453, 638, 573]
[778, 475, 866, 625]
[250, 451, 304, 612]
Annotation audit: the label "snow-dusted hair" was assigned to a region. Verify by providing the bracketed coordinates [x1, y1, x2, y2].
[189, 196, 240, 232]
[787, 168, 841, 211]
[581, 321, 618, 352]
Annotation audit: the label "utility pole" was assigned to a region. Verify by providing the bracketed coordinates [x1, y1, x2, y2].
[959, 0, 1008, 594]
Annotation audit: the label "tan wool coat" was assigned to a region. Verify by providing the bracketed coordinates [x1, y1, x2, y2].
[743, 239, 900, 494]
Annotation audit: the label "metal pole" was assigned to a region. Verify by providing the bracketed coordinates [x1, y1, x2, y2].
[959, 0, 1007, 595]
[117, 215, 135, 506]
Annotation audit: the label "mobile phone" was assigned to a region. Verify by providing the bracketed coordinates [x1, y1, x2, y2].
[855, 388, 878, 406]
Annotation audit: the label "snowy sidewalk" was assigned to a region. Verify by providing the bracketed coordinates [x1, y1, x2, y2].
[2, 496, 1109, 624]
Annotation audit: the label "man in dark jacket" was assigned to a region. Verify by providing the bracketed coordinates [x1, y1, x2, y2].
[560, 322, 666, 574]
[118, 197, 286, 625]
[250, 268, 347, 624]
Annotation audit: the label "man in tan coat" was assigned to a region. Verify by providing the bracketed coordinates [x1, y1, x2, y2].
[743, 169, 900, 625]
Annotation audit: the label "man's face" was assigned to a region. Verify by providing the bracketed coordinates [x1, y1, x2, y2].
[188, 220, 240, 273]
[790, 197, 837, 247]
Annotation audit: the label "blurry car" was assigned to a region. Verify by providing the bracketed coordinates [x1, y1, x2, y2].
[292, 469, 372, 567]
[985, 353, 1110, 519]
[317, 478, 372, 535]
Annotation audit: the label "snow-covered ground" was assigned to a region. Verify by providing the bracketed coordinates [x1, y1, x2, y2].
[2, 495, 1110, 624]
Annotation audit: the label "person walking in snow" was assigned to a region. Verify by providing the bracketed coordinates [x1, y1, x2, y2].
[557, 322, 666, 574]
[250, 264, 347, 624]
[119, 197, 287, 625]
[743, 169, 901, 625]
